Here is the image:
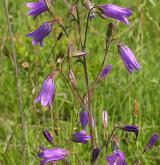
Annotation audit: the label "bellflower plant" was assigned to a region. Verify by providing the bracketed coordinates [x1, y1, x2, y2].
[117, 44, 140, 73]
[37, 148, 70, 165]
[26, 0, 48, 18]
[98, 4, 132, 24]
[24, 1, 159, 164]
[35, 75, 55, 107]
[26, 22, 52, 47]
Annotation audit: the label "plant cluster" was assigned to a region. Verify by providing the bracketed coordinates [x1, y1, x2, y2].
[26, 0, 158, 164]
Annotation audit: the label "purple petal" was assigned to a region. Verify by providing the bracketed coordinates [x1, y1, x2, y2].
[80, 111, 88, 129]
[118, 45, 140, 73]
[99, 4, 132, 24]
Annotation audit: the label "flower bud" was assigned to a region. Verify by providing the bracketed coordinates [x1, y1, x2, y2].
[102, 111, 108, 128]
[144, 133, 158, 152]
[99, 64, 111, 81]
[120, 125, 139, 137]
[80, 111, 88, 129]
[106, 23, 114, 39]
[91, 147, 100, 162]
[43, 130, 53, 144]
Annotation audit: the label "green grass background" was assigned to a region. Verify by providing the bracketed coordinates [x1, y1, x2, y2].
[0, 0, 160, 164]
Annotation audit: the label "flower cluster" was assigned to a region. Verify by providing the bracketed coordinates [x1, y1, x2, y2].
[26, 0, 54, 47]
[25, 1, 159, 165]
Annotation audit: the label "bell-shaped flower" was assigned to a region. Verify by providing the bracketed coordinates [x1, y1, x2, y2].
[80, 111, 89, 129]
[98, 4, 132, 24]
[106, 151, 126, 165]
[117, 44, 140, 73]
[35, 75, 55, 107]
[26, 22, 52, 47]
[79, 111, 95, 129]
[37, 147, 69, 165]
[26, 0, 48, 18]
[72, 130, 91, 144]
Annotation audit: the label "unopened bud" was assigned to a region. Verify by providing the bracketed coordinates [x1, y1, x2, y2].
[73, 50, 87, 57]
[67, 43, 74, 62]
[43, 130, 53, 144]
[144, 133, 158, 152]
[100, 65, 111, 81]
[106, 23, 114, 39]
[120, 125, 139, 138]
[102, 111, 108, 128]
[80, 111, 88, 129]
[70, 4, 76, 17]
[91, 147, 100, 162]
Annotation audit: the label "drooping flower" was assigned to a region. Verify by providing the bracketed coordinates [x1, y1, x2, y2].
[79, 111, 94, 129]
[92, 147, 100, 162]
[100, 64, 111, 81]
[144, 133, 159, 151]
[37, 147, 70, 165]
[117, 44, 140, 73]
[43, 130, 53, 144]
[26, 0, 48, 18]
[26, 22, 52, 47]
[72, 130, 91, 144]
[120, 125, 139, 137]
[106, 151, 126, 165]
[98, 4, 132, 24]
[102, 111, 108, 128]
[80, 111, 88, 129]
[35, 75, 55, 106]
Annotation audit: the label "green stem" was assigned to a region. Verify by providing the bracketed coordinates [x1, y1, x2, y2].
[106, 127, 116, 153]
[81, 6, 97, 158]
